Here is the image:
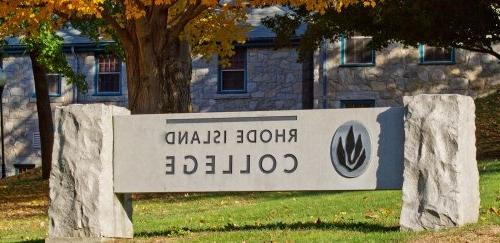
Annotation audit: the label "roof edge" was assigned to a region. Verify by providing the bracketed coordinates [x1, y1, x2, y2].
[2, 41, 115, 55]
[2, 37, 300, 55]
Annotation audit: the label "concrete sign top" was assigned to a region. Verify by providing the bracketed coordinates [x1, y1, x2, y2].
[113, 108, 404, 193]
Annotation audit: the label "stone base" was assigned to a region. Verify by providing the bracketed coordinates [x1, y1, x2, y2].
[400, 94, 480, 231]
[48, 104, 133, 238]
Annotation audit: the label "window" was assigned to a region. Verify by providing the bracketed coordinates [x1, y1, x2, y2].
[96, 54, 122, 95]
[341, 99, 375, 108]
[340, 36, 375, 66]
[32, 74, 61, 98]
[46, 73, 62, 96]
[32, 132, 41, 149]
[219, 48, 246, 93]
[419, 45, 455, 64]
[14, 164, 35, 175]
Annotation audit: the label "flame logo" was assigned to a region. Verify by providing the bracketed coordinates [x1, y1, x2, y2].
[336, 126, 366, 171]
[330, 121, 371, 178]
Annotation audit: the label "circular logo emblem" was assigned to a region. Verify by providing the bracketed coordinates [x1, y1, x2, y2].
[330, 121, 371, 178]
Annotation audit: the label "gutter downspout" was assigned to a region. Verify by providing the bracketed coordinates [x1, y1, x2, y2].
[1, 85, 5, 178]
[321, 41, 328, 109]
[0, 64, 6, 178]
[71, 47, 79, 103]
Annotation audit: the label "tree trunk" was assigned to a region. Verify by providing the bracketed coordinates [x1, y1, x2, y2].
[302, 51, 315, 109]
[29, 50, 54, 180]
[124, 35, 192, 114]
[107, 7, 196, 114]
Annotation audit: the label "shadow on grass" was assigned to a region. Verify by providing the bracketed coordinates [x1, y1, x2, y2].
[0, 169, 49, 220]
[478, 160, 500, 175]
[479, 168, 500, 175]
[135, 221, 399, 238]
[18, 240, 44, 243]
[133, 191, 352, 204]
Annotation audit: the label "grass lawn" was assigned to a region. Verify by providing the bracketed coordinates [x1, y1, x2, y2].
[0, 160, 499, 242]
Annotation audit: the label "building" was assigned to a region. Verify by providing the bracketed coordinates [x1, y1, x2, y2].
[1, 6, 498, 176]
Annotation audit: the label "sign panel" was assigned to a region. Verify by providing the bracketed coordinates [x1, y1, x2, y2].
[113, 108, 404, 193]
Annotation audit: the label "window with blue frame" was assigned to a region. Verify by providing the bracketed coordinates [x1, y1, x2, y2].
[419, 45, 455, 64]
[46, 73, 62, 96]
[96, 54, 122, 95]
[340, 36, 375, 66]
[341, 99, 375, 108]
[13, 164, 35, 175]
[219, 48, 246, 93]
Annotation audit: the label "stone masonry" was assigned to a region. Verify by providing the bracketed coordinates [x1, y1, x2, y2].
[2, 55, 72, 176]
[315, 43, 500, 108]
[1, 47, 304, 176]
[1, 53, 128, 177]
[191, 47, 303, 112]
[1, 43, 499, 177]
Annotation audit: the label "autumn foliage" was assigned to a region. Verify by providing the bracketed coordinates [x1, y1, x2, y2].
[0, 0, 376, 62]
[1, 0, 379, 115]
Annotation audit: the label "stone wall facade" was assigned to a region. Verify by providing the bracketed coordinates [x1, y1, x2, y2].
[76, 54, 128, 107]
[2, 55, 71, 176]
[314, 42, 500, 109]
[1, 52, 128, 177]
[1, 43, 499, 177]
[0, 47, 305, 176]
[191, 47, 304, 112]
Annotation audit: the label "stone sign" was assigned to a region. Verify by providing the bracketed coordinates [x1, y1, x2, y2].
[113, 108, 405, 193]
[47, 95, 480, 240]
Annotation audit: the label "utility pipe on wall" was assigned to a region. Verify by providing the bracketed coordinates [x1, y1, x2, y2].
[0, 66, 7, 178]
[321, 41, 328, 109]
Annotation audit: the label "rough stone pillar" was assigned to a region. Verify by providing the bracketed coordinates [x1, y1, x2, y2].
[48, 104, 133, 239]
[400, 94, 480, 231]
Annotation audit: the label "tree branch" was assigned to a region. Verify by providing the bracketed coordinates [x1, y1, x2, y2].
[131, 0, 146, 10]
[452, 43, 500, 61]
[168, 0, 208, 38]
[100, 11, 134, 48]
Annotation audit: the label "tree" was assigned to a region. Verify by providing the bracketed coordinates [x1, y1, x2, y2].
[9, 27, 85, 179]
[0, 0, 377, 114]
[263, 0, 500, 60]
[1, 25, 86, 179]
[25, 27, 86, 179]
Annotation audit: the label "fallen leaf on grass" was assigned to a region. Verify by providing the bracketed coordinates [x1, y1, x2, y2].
[365, 211, 380, 219]
[365, 208, 393, 219]
[488, 207, 500, 216]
